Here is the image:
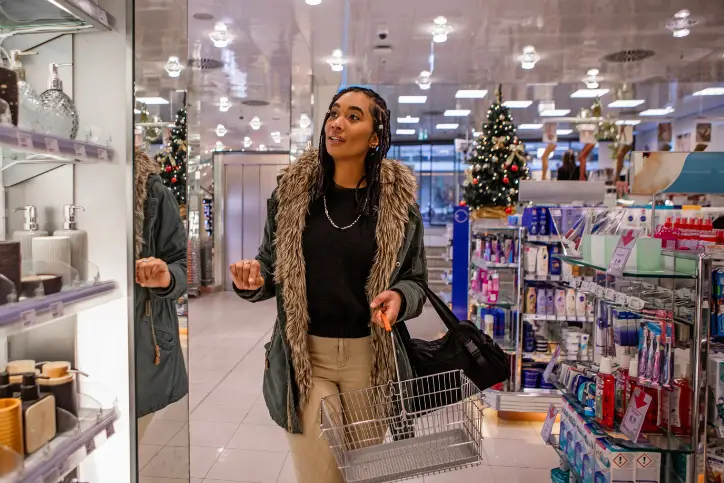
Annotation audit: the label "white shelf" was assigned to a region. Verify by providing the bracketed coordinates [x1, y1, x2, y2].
[6, 406, 119, 483]
[524, 274, 562, 282]
[483, 389, 561, 412]
[3, 0, 113, 35]
[0, 281, 118, 337]
[522, 314, 593, 323]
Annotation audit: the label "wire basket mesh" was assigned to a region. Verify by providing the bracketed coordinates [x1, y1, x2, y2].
[320, 369, 485, 483]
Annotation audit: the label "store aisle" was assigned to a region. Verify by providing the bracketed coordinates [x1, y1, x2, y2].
[141, 292, 559, 483]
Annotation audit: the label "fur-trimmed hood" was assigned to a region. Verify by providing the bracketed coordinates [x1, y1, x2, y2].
[273, 148, 418, 406]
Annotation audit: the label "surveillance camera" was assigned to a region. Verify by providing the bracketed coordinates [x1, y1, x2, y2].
[377, 26, 389, 41]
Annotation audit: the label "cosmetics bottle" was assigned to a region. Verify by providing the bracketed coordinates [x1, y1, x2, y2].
[19, 373, 56, 455]
[524, 246, 538, 274]
[555, 289, 567, 317]
[614, 355, 631, 422]
[566, 289, 577, 317]
[536, 288, 547, 314]
[12, 206, 48, 261]
[530, 208, 539, 236]
[575, 293, 587, 317]
[549, 245, 562, 275]
[546, 289, 555, 315]
[537, 247, 549, 277]
[483, 238, 492, 262]
[484, 314, 494, 337]
[9, 50, 42, 131]
[38, 63, 79, 139]
[53, 205, 87, 282]
[526, 287, 537, 314]
[595, 357, 615, 429]
[670, 362, 692, 436]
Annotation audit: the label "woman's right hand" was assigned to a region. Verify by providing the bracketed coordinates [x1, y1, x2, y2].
[230, 260, 265, 291]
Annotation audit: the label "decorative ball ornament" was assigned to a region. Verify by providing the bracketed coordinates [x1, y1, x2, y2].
[503, 176, 510, 185]
[499, 114, 505, 121]
[165, 165, 172, 172]
[472, 178, 479, 185]
[505, 206, 514, 215]
[459, 200, 467, 207]
[511, 164, 519, 172]
[474, 164, 481, 171]
[172, 176, 177, 183]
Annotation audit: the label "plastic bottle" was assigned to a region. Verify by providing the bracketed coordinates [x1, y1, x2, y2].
[671, 362, 692, 436]
[614, 355, 631, 422]
[656, 217, 677, 250]
[595, 357, 615, 429]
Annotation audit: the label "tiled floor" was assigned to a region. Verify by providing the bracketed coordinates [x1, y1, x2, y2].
[139, 292, 560, 483]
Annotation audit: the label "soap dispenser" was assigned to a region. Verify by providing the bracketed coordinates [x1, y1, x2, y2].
[19, 373, 56, 455]
[9, 50, 42, 131]
[54, 205, 87, 282]
[12, 206, 48, 261]
[38, 63, 78, 139]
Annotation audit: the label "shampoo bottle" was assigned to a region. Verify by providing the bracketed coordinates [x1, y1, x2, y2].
[670, 362, 692, 436]
[12, 206, 48, 261]
[53, 205, 87, 282]
[595, 357, 615, 429]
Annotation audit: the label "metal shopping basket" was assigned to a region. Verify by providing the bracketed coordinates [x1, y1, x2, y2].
[320, 313, 486, 483]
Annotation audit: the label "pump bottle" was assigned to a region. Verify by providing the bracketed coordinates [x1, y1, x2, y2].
[12, 206, 48, 261]
[595, 356, 615, 429]
[53, 205, 87, 282]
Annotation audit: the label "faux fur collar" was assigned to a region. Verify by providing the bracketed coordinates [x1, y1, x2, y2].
[274, 148, 417, 406]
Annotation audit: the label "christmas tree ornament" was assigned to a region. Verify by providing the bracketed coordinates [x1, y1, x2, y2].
[459, 200, 467, 206]
[503, 176, 510, 184]
[155, 108, 188, 205]
[472, 178, 479, 185]
[505, 206, 513, 215]
[511, 164, 519, 172]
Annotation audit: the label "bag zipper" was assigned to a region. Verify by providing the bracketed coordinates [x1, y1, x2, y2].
[146, 299, 161, 366]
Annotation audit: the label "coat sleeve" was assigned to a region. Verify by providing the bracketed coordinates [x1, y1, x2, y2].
[234, 195, 277, 303]
[389, 207, 428, 322]
[150, 188, 188, 300]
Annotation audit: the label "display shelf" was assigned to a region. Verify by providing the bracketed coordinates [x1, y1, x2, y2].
[555, 255, 695, 279]
[472, 299, 516, 309]
[548, 435, 581, 483]
[527, 235, 561, 243]
[471, 257, 517, 270]
[522, 314, 593, 323]
[483, 388, 561, 412]
[0, 281, 118, 336]
[524, 274, 563, 282]
[7, 406, 119, 483]
[2, 0, 114, 34]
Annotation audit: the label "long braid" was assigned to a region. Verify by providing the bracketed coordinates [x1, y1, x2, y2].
[315, 86, 392, 217]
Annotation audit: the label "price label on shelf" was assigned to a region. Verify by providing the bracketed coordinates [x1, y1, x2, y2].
[85, 437, 96, 456]
[97, 148, 109, 161]
[106, 422, 115, 438]
[615, 292, 628, 306]
[17, 132, 33, 150]
[595, 285, 605, 298]
[581, 281, 593, 292]
[571, 278, 582, 289]
[540, 404, 559, 444]
[74, 143, 88, 159]
[44, 137, 60, 154]
[97, 7, 108, 24]
[546, 314, 556, 321]
[621, 387, 653, 443]
[628, 297, 645, 311]
[50, 302, 64, 318]
[550, 275, 560, 281]
[21, 309, 37, 328]
[605, 288, 617, 301]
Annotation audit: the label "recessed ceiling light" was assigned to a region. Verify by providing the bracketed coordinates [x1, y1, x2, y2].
[219, 96, 231, 112]
[270, 131, 282, 143]
[250, 116, 262, 130]
[305, 0, 322, 4]
[503, 100, 533, 108]
[215, 141, 225, 150]
[164, 56, 184, 78]
[243, 136, 252, 148]
[615, 120, 641, 126]
[136, 96, 169, 105]
[570, 89, 610, 98]
[444, 109, 471, 116]
[209, 22, 231, 48]
[398, 116, 420, 124]
[640, 107, 675, 116]
[432, 16, 451, 43]
[518, 46, 540, 70]
[327, 49, 348, 72]
[456, 90, 488, 99]
[300, 114, 311, 128]
[556, 129, 573, 135]
[673, 28, 690, 37]
[518, 124, 543, 130]
[436, 123, 459, 130]
[215, 124, 227, 137]
[258, 144, 267, 151]
[608, 99, 645, 108]
[692, 87, 724, 96]
[399, 96, 427, 104]
[416, 71, 432, 90]
[396, 129, 416, 135]
[540, 109, 571, 117]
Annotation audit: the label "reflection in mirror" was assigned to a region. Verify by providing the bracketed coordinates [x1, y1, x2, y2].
[134, 0, 190, 479]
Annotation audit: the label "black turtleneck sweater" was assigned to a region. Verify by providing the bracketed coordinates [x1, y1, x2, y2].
[303, 184, 377, 338]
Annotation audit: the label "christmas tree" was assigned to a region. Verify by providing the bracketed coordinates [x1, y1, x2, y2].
[156, 108, 187, 205]
[462, 86, 530, 215]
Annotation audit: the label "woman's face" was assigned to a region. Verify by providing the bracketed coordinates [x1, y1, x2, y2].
[324, 91, 379, 161]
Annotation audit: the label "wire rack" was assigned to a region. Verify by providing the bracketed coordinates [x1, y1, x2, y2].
[321, 370, 485, 483]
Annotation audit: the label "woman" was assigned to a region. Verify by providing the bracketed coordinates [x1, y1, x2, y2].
[133, 149, 188, 442]
[557, 150, 586, 181]
[231, 87, 427, 482]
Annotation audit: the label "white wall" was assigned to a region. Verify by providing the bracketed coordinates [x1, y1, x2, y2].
[635, 105, 724, 152]
[73, 0, 134, 481]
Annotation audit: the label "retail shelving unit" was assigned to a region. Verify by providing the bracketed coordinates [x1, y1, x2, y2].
[0, 0, 133, 481]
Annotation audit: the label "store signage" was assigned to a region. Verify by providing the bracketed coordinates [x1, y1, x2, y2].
[607, 229, 639, 277]
[543, 346, 561, 383]
[620, 387, 652, 442]
[540, 404, 558, 444]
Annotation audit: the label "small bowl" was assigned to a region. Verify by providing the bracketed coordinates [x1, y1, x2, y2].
[21, 274, 62, 298]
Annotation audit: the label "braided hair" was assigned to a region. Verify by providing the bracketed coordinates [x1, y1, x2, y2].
[314, 86, 392, 217]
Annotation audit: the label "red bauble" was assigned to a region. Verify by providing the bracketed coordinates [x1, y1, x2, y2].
[505, 206, 514, 215]
[459, 200, 467, 207]
[503, 177, 510, 184]
[511, 165, 519, 172]
[165, 165, 172, 172]
[472, 178, 479, 185]
[172, 177, 177, 183]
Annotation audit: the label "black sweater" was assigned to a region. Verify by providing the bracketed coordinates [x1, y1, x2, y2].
[303, 184, 377, 338]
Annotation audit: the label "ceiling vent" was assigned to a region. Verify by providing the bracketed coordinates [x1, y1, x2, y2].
[603, 49, 655, 64]
[373, 44, 393, 55]
[242, 100, 270, 107]
[193, 12, 214, 20]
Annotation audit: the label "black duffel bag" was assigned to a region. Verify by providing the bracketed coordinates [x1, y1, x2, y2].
[392, 282, 509, 413]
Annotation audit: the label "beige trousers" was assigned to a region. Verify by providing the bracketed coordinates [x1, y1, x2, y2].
[287, 335, 382, 483]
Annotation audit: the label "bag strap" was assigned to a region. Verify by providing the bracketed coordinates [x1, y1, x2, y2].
[420, 282, 461, 332]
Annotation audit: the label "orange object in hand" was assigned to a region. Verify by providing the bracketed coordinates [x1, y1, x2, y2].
[379, 311, 391, 332]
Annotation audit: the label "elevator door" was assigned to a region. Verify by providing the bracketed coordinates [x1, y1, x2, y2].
[223, 153, 288, 291]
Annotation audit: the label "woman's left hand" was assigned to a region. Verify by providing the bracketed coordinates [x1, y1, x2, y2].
[136, 257, 171, 288]
[370, 291, 402, 329]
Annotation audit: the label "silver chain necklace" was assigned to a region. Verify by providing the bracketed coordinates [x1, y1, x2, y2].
[323, 195, 362, 230]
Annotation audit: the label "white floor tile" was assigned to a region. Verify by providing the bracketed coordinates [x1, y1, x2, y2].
[190, 421, 240, 448]
[141, 446, 190, 479]
[190, 446, 225, 479]
[140, 478, 191, 483]
[482, 438, 560, 469]
[424, 464, 492, 482]
[189, 382, 217, 411]
[243, 401, 277, 426]
[191, 396, 257, 423]
[276, 454, 295, 483]
[189, 368, 231, 387]
[139, 444, 163, 470]
[482, 417, 543, 442]
[206, 449, 287, 482]
[167, 423, 190, 447]
[141, 420, 186, 446]
[490, 465, 553, 482]
[226, 423, 288, 452]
